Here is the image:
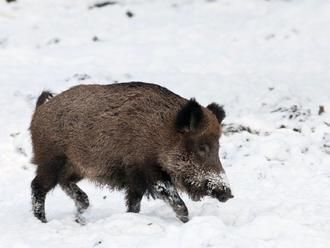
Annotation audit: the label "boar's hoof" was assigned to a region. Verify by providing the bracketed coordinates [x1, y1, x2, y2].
[34, 213, 47, 223]
[75, 215, 86, 225]
[178, 215, 189, 223]
[176, 204, 189, 223]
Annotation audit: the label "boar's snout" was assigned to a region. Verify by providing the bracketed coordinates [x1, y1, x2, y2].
[211, 187, 233, 202]
[204, 172, 233, 202]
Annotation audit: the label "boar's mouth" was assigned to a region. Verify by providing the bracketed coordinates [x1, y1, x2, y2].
[180, 177, 209, 201]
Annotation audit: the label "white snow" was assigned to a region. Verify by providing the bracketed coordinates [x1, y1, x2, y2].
[1, 0, 330, 247]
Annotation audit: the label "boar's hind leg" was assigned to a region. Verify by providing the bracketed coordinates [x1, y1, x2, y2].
[125, 168, 147, 213]
[153, 181, 189, 223]
[31, 156, 66, 223]
[126, 189, 144, 213]
[59, 171, 89, 224]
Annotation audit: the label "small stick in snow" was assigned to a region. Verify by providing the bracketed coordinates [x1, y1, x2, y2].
[89, 1, 117, 9]
[318, 105, 325, 115]
[126, 11, 134, 18]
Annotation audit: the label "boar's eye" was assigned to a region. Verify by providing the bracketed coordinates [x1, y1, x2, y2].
[198, 144, 210, 156]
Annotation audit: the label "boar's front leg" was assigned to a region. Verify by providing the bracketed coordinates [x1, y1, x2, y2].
[153, 181, 189, 223]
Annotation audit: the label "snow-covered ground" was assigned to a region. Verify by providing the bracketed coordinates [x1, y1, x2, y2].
[1, 0, 330, 247]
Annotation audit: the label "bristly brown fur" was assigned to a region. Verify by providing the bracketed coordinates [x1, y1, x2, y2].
[30, 82, 232, 223]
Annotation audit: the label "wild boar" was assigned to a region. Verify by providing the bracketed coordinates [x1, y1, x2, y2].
[30, 82, 233, 223]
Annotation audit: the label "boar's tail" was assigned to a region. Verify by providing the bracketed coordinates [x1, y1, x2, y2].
[35, 91, 53, 109]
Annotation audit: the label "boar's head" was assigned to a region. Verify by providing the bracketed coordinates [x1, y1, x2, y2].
[164, 99, 233, 202]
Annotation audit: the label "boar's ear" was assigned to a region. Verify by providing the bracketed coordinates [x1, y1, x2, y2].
[175, 98, 204, 133]
[207, 103, 226, 124]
